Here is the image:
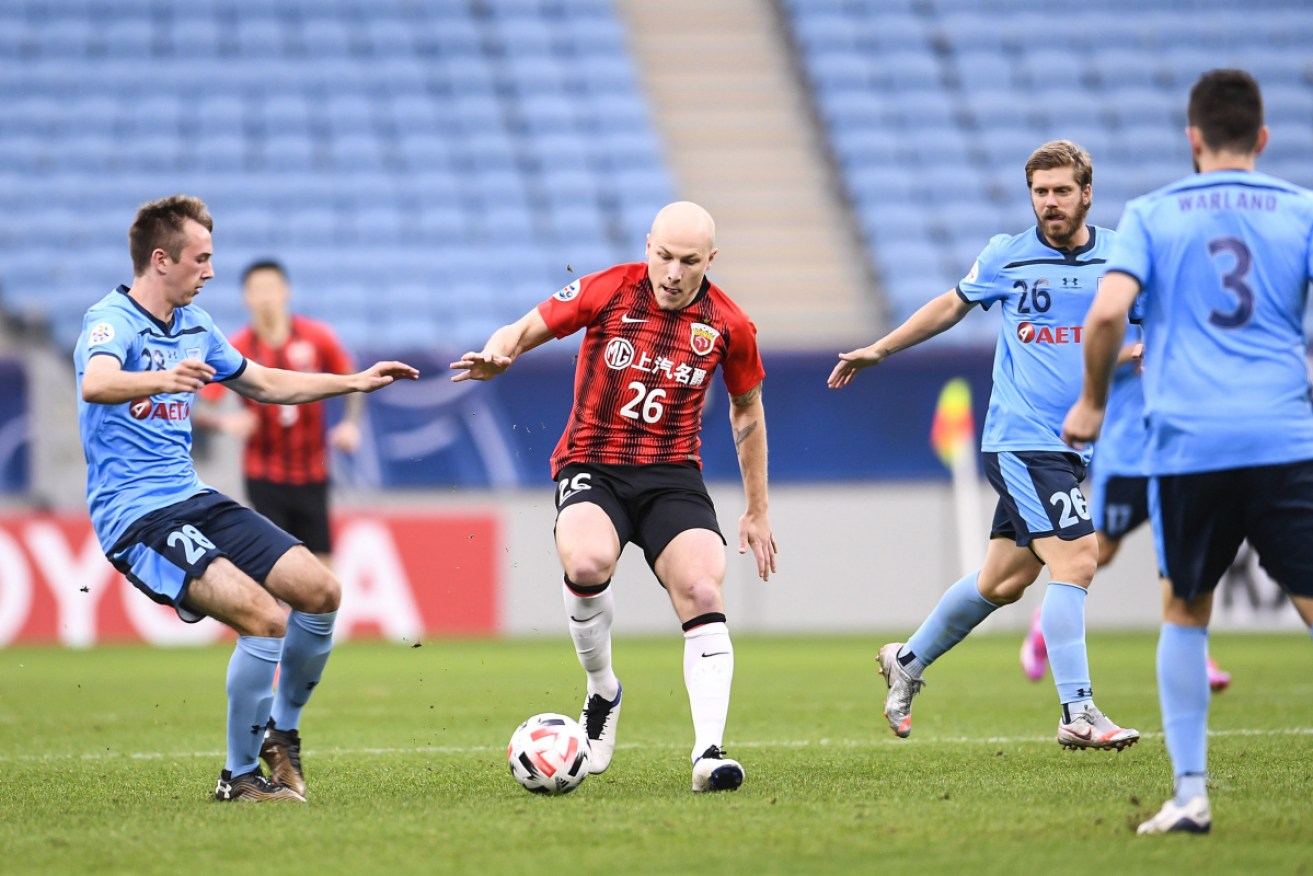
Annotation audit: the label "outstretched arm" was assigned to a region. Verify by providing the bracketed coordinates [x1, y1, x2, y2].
[449, 307, 555, 382]
[226, 360, 419, 405]
[729, 383, 777, 581]
[828, 289, 973, 388]
[82, 354, 216, 404]
[1062, 272, 1142, 449]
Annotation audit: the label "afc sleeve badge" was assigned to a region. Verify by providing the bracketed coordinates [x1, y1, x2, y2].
[88, 322, 115, 346]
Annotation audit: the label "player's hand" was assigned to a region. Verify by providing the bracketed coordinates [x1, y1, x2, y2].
[1061, 396, 1105, 451]
[450, 351, 513, 382]
[328, 420, 362, 454]
[827, 345, 884, 389]
[221, 409, 258, 440]
[354, 361, 420, 392]
[163, 359, 216, 394]
[738, 510, 778, 582]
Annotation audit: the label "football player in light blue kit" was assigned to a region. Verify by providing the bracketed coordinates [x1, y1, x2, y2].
[76, 195, 418, 802]
[830, 141, 1139, 749]
[1020, 338, 1234, 689]
[1065, 69, 1313, 835]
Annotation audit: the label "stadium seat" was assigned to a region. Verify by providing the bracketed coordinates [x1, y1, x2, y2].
[953, 49, 1019, 94]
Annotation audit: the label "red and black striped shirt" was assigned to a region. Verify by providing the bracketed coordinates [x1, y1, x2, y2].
[537, 263, 765, 479]
[228, 315, 354, 485]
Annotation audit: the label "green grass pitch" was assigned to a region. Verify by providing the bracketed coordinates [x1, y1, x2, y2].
[1, 633, 1309, 875]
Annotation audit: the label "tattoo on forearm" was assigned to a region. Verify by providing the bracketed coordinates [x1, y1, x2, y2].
[731, 385, 761, 407]
[734, 420, 758, 448]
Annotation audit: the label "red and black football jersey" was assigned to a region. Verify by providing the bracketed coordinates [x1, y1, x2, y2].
[225, 315, 354, 485]
[537, 263, 765, 478]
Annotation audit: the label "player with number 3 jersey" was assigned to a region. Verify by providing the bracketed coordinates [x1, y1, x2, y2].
[829, 141, 1139, 751]
[1064, 69, 1313, 835]
[451, 201, 777, 793]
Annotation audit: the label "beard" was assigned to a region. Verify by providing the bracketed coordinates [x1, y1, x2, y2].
[1037, 203, 1090, 248]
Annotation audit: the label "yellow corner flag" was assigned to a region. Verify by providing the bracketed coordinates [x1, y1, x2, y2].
[930, 378, 975, 468]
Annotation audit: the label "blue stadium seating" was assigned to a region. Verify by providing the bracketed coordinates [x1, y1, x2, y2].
[785, 0, 1313, 323]
[0, 0, 673, 353]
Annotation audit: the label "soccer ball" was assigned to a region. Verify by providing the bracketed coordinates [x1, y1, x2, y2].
[507, 713, 592, 795]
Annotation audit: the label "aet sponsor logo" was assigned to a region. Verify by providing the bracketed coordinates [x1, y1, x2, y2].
[1017, 322, 1083, 344]
[129, 398, 192, 421]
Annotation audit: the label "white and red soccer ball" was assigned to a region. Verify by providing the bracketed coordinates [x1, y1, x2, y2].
[507, 713, 591, 795]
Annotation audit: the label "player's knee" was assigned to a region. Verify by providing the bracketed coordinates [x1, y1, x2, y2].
[298, 569, 342, 614]
[672, 574, 723, 615]
[560, 554, 615, 587]
[1057, 555, 1098, 588]
[236, 605, 287, 639]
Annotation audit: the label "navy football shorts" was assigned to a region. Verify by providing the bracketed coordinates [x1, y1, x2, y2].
[1150, 459, 1313, 602]
[1087, 472, 1150, 541]
[982, 450, 1095, 547]
[108, 491, 301, 622]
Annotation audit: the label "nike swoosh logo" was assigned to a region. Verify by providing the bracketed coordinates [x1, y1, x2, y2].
[1066, 726, 1093, 740]
[701, 651, 730, 658]
[570, 612, 603, 623]
[621, 314, 647, 324]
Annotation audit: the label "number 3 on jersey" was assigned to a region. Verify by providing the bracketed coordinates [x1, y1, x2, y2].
[619, 381, 666, 424]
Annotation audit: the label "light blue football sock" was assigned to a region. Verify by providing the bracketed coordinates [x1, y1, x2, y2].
[271, 610, 337, 732]
[1041, 582, 1092, 706]
[1158, 623, 1210, 804]
[900, 572, 998, 675]
[226, 635, 283, 775]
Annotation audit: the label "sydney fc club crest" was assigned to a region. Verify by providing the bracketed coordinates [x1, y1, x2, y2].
[690, 323, 719, 356]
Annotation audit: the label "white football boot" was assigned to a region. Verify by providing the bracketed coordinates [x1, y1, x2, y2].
[1137, 796, 1211, 835]
[580, 682, 622, 774]
[691, 745, 744, 792]
[1056, 702, 1140, 751]
[877, 642, 925, 738]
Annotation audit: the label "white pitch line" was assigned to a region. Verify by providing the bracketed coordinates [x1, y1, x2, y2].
[2, 727, 1310, 764]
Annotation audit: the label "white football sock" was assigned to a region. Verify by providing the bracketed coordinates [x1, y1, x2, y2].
[684, 621, 734, 762]
[563, 582, 619, 700]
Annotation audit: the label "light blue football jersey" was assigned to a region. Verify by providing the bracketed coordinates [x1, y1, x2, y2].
[1107, 170, 1313, 475]
[957, 225, 1117, 461]
[75, 286, 247, 551]
[1092, 358, 1148, 478]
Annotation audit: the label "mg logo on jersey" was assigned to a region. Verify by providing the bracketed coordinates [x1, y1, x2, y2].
[604, 337, 635, 370]
[1017, 323, 1084, 344]
[129, 398, 191, 421]
[690, 323, 719, 356]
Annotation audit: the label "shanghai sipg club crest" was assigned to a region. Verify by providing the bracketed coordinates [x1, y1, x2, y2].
[690, 322, 719, 356]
